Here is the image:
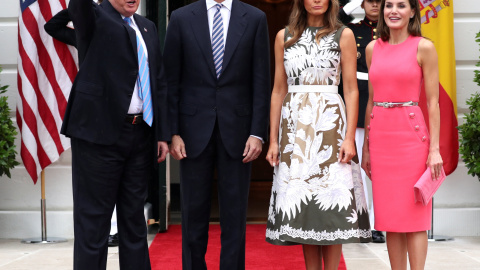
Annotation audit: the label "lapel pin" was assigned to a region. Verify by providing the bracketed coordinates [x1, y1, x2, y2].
[144, 27, 147, 32]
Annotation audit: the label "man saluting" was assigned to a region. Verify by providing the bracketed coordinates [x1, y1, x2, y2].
[62, 0, 169, 269]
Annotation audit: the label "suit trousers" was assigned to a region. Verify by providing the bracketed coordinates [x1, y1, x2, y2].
[180, 123, 252, 270]
[71, 120, 153, 270]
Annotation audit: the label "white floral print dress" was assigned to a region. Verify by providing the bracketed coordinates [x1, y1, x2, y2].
[266, 26, 372, 245]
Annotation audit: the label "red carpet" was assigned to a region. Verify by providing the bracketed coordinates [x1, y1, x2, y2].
[149, 224, 347, 269]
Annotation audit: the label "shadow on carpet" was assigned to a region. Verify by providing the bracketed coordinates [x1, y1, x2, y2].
[149, 224, 347, 269]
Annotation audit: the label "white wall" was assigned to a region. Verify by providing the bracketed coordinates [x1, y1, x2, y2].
[437, 0, 480, 235]
[0, 0, 480, 239]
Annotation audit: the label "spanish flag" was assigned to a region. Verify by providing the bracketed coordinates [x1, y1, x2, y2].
[418, 0, 459, 175]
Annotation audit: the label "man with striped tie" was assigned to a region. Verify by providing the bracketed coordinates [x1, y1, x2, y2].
[164, 0, 270, 269]
[61, 0, 170, 269]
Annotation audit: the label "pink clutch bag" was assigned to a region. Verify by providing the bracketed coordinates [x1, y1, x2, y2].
[413, 167, 446, 206]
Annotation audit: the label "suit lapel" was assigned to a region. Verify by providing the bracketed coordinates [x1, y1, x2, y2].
[102, 0, 137, 56]
[190, 0, 217, 79]
[125, 23, 138, 60]
[222, 0, 247, 74]
[134, 15, 152, 58]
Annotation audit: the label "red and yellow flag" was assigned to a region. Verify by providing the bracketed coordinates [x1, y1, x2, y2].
[418, 0, 459, 175]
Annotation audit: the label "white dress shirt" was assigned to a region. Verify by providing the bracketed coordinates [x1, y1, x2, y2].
[205, 0, 263, 143]
[206, 0, 232, 44]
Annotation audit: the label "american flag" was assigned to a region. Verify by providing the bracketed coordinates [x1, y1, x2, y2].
[17, 0, 77, 183]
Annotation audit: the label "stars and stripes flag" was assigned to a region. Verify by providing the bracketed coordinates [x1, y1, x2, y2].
[17, 0, 77, 183]
[418, 0, 459, 175]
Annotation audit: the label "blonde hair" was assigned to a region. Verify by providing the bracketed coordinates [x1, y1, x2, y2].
[285, 0, 342, 48]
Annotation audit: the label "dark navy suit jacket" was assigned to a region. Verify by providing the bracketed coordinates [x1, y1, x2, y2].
[61, 0, 169, 144]
[44, 9, 77, 47]
[164, 0, 270, 159]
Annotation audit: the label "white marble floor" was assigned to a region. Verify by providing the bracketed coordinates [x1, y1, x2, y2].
[0, 233, 479, 269]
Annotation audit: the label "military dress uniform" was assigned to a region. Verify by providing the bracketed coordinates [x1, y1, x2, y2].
[339, 0, 355, 24]
[345, 16, 378, 127]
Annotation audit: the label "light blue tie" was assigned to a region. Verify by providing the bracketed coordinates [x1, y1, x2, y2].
[212, 4, 224, 78]
[124, 17, 153, 126]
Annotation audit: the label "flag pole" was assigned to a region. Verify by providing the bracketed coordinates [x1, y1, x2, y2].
[22, 170, 67, 244]
[427, 198, 453, 242]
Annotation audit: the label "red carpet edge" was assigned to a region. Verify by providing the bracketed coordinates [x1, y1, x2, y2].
[149, 224, 347, 270]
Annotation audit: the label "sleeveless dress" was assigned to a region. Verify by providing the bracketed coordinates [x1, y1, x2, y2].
[369, 36, 431, 232]
[266, 26, 372, 246]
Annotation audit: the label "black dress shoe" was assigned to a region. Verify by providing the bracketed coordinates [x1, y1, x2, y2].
[108, 233, 119, 247]
[372, 230, 385, 243]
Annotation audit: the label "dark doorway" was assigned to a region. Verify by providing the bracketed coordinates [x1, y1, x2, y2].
[164, 0, 293, 223]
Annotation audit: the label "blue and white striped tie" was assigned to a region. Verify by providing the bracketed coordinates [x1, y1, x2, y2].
[212, 4, 224, 78]
[124, 17, 153, 126]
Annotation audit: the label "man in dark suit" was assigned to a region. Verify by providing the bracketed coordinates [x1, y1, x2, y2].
[62, 0, 169, 269]
[163, 0, 270, 269]
[44, 9, 76, 47]
[44, 3, 121, 248]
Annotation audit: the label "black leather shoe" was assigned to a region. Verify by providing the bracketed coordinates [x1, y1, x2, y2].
[108, 233, 119, 247]
[372, 230, 385, 243]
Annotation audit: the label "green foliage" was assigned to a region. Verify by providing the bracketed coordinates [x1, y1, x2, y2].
[475, 31, 480, 87]
[0, 67, 20, 178]
[458, 93, 480, 179]
[458, 31, 480, 180]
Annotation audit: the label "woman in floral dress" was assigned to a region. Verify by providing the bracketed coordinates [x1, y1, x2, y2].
[265, 0, 371, 268]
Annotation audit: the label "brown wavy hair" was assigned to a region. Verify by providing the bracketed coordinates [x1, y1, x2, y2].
[376, 0, 422, 41]
[285, 0, 343, 48]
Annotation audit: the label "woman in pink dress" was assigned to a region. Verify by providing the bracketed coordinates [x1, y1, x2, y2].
[361, 0, 443, 269]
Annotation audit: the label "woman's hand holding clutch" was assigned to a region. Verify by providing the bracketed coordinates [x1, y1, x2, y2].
[427, 150, 443, 180]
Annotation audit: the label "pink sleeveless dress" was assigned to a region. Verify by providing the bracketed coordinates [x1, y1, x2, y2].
[368, 36, 431, 232]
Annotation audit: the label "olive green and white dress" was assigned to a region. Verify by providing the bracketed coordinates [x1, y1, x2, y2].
[266, 26, 372, 245]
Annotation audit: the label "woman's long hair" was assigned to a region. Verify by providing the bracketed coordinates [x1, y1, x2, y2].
[376, 0, 422, 41]
[285, 0, 342, 48]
